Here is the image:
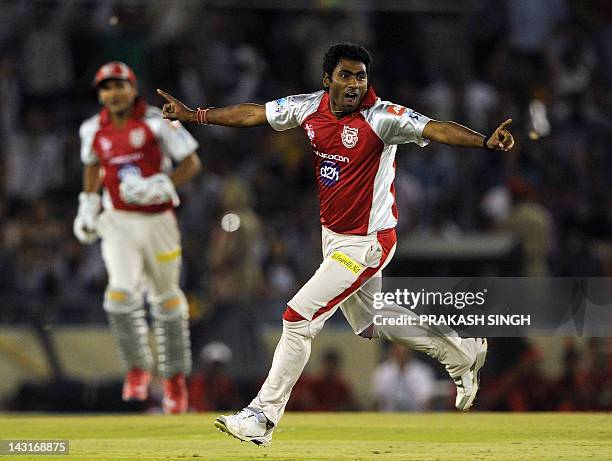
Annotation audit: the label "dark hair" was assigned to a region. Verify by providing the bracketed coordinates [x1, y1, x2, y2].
[322, 42, 372, 84]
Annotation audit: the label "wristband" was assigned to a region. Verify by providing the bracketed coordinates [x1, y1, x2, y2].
[482, 136, 495, 151]
[196, 107, 209, 125]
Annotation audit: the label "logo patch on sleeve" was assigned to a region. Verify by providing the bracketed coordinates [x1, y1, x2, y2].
[330, 251, 363, 274]
[387, 105, 407, 116]
[274, 98, 288, 113]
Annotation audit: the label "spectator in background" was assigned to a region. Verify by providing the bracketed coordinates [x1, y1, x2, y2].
[583, 338, 612, 411]
[21, 1, 75, 103]
[264, 238, 298, 298]
[0, 54, 21, 138]
[506, 0, 569, 90]
[286, 349, 356, 412]
[195, 177, 269, 382]
[501, 176, 553, 276]
[480, 340, 553, 411]
[5, 107, 65, 202]
[279, 8, 373, 89]
[207, 177, 264, 304]
[371, 344, 435, 412]
[13, 199, 66, 297]
[554, 338, 612, 411]
[307, 350, 356, 411]
[421, 67, 499, 132]
[189, 342, 240, 412]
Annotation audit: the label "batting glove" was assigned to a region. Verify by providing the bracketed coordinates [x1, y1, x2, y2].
[73, 192, 101, 244]
[119, 174, 180, 207]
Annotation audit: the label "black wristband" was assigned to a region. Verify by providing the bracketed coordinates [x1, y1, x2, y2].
[482, 136, 494, 151]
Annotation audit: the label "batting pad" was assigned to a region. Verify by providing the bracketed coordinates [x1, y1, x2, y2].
[103, 287, 153, 372]
[150, 290, 192, 378]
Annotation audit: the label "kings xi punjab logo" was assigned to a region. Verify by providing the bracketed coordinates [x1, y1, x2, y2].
[341, 125, 358, 149]
[129, 128, 146, 148]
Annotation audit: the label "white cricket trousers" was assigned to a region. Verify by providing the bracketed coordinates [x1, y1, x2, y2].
[97, 209, 182, 298]
[251, 226, 474, 425]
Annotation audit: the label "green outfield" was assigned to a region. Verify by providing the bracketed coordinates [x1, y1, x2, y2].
[0, 413, 610, 460]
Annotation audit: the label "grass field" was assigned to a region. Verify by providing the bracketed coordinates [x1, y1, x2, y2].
[0, 412, 610, 460]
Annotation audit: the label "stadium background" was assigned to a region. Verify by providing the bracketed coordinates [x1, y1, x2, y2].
[0, 0, 610, 414]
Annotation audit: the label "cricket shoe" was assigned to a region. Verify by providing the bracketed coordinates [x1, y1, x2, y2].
[162, 374, 188, 414]
[122, 367, 151, 401]
[215, 406, 275, 446]
[454, 338, 488, 411]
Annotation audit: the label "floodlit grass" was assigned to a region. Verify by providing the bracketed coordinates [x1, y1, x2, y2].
[0, 412, 610, 460]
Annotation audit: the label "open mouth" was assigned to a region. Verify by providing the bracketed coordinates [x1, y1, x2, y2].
[345, 92, 358, 105]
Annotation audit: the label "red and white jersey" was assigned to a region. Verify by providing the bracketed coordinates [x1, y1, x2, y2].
[265, 88, 430, 235]
[79, 98, 198, 213]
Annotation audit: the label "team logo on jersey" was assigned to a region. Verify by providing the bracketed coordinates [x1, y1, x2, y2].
[387, 105, 407, 116]
[319, 160, 341, 187]
[129, 128, 146, 148]
[341, 125, 359, 149]
[305, 123, 315, 143]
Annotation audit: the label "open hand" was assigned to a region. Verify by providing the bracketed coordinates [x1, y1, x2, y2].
[486, 119, 514, 151]
[157, 89, 195, 122]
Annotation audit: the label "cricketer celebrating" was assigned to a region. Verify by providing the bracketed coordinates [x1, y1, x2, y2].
[74, 62, 201, 414]
[158, 43, 514, 443]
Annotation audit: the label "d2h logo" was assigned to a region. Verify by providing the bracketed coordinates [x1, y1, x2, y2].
[319, 160, 340, 187]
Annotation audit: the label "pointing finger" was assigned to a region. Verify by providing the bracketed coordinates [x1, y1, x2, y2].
[499, 118, 513, 129]
[157, 88, 178, 103]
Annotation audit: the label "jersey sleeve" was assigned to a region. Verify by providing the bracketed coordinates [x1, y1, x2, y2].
[145, 107, 199, 162]
[366, 100, 431, 147]
[79, 116, 100, 165]
[265, 91, 324, 131]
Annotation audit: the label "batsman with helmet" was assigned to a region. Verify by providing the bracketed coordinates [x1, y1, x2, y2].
[74, 62, 201, 414]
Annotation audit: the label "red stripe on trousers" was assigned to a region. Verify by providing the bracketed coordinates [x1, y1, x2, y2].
[283, 228, 396, 322]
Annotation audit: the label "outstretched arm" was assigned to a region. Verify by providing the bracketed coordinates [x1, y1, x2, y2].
[157, 89, 268, 127]
[422, 119, 514, 152]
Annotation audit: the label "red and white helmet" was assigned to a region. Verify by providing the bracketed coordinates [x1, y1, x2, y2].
[93, 61, 137, 87]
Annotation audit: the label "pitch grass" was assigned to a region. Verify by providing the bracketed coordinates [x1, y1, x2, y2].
[0, 413, 610, 460]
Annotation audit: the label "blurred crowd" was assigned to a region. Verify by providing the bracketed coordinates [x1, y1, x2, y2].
[0, 0, 611, 411]
[184, 337, 611, 413]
